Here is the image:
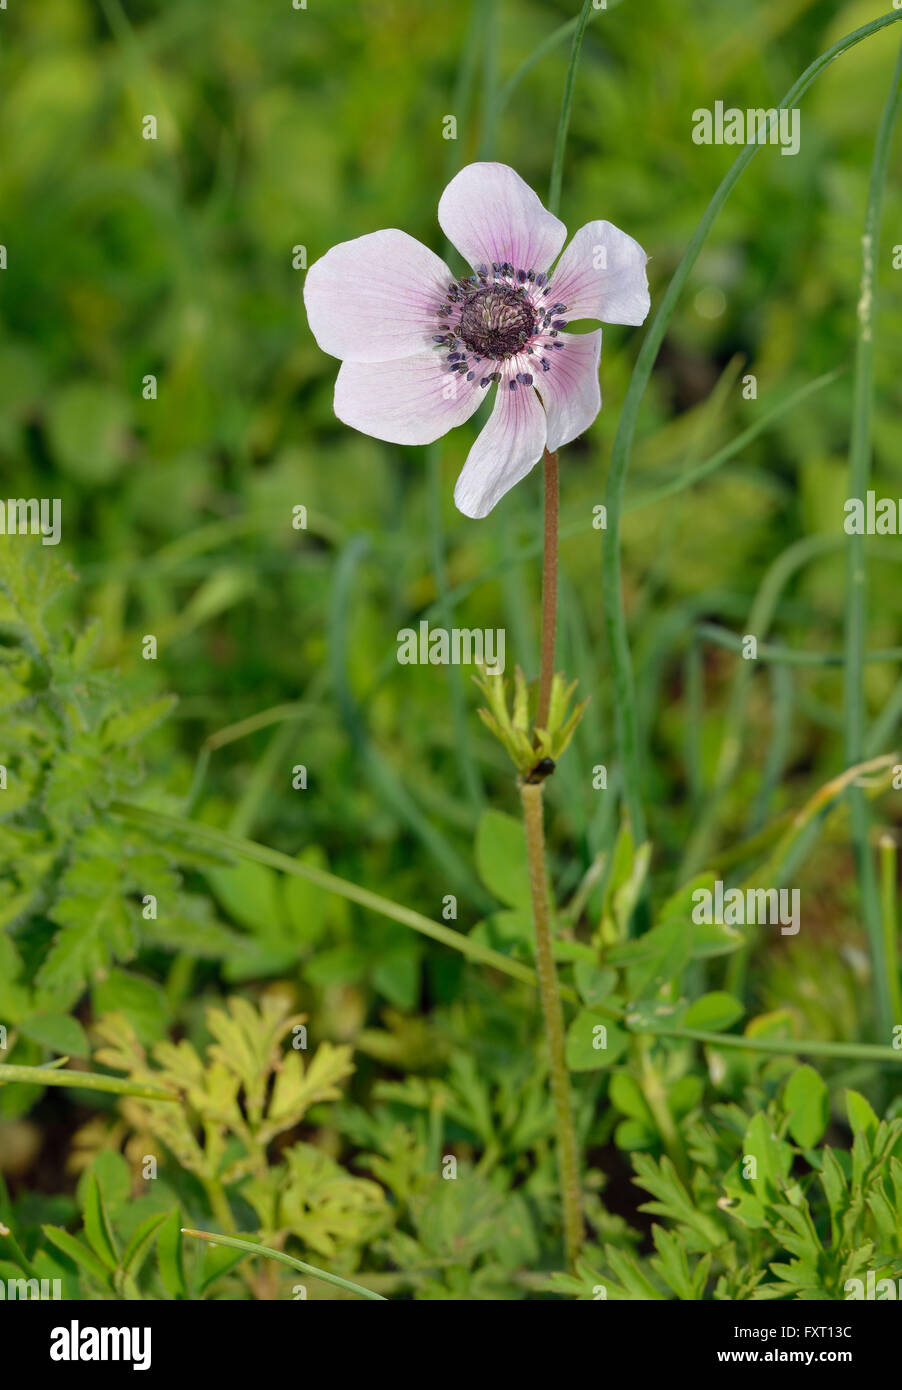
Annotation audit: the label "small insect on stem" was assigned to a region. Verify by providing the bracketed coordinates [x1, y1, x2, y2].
[524, 756, 556, 784]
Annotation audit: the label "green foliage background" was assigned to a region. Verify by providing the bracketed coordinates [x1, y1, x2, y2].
[1, 0, 902, 1300]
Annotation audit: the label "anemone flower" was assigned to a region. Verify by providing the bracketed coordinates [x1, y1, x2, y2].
[304, 162, 649, 519]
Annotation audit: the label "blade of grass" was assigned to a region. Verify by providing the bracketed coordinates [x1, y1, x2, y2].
[726, 753, 900, 996]
[111, 799, 581, 1005]
[843, 38, 902, 1043]
[181, 1230, 386, 1301]
[625, 368, 843, 514]
[680, 535, 839, 877]
[747, 661, 794, 833]
[879, 834, 902, 1026]
[419, 369, 840, 627]
[423, 0, 493, 815]
[183, 700, 317, 815]
[477, 0, 499, 159]
[493, 2, 625, 126]
[867, 676, 902, 756]
[548, 0, 595, 216]
[635, 1025, 902, 1065]
[603, 9, 902, 849]
[329, 537, 492, 911]
[696, 623, 902, 667]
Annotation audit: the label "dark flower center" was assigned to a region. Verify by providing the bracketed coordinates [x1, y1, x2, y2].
[457, 285, 535, 359]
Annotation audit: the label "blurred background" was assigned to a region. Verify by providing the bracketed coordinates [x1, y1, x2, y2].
[2, 0, 902, 1273]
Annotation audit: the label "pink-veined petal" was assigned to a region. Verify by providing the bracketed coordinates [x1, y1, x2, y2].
[438, 163, 567, 278]
[453, 379, 547, 519]
[304, 230, 453, 363]
[549, 220, 650, 325]
[334, 351, 483, 445]
[535, 330, 602, 452]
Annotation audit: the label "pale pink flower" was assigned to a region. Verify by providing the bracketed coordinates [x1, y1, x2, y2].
[304, 163, 650, 518]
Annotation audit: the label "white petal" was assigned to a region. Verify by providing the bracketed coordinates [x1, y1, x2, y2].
[535, 331, 602, 451]
[438, 163, 567, 278]
[334, 351, 483, 445]
[453, 379, 547, 519]
[549, 220, 650, 325]
[304, 230, 453, 363]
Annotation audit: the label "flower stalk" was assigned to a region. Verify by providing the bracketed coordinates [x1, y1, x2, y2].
[537, 447, 559, 733]
[522, 444, 583, 1271]
[519, 778, 582, 1269]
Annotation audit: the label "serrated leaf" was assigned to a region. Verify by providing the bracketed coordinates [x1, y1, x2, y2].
[80, 1172, 119, 1271]
[120, 1209, 168, 1281]
[846, 1089, 879, 1142]
[42, 1226, 114, 1289]
[743, 1112, 793, 1207]
[102, 695, 176, 748]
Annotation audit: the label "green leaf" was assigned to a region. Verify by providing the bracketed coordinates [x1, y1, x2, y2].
[475, 809, 530, 910]
[372, 947, 420, 1011]
[156, 1208, 188, 1300]
[625, 920, 692, 1002]
[603, 1244, 667, 1300]
[784, 1066, 829, 1148]
[612, 843, 651, 940]
[83, 1151, 131, 1215]
[79, 1172, 119, 1271]
[282, 846, 334, 944]
[102, 695, 176, 748]
[195, 1240, 253, 1295]
[18, 1012, 89, 1058]
[615, 1118, 656, 1151]
[599, 822, 636, 941]
[565, 1011, 629, 1070]
[120, 1209, 168, 1281]
[574, 961, 617, 1006]
[47, 381, 130, 484]
[684, 992, 744, 1032]
[42, 1226, 113, 1289]
[656, 875, 742, 957]
[846, 1089, 879, 1142]
[92, 970, 171, 1047]
[742, 1112, 793, 1207]
[669, 1074, 704, 1119]
[609, 1071, 653, 1123]
[206, 858, 284, 935]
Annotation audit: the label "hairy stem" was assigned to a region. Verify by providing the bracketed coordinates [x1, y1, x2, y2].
[519, 780, 582, 1269]
[0, 1063, 177, 1103]
[537, 447, 559, 732]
